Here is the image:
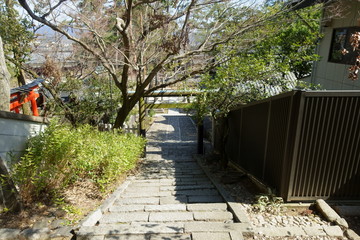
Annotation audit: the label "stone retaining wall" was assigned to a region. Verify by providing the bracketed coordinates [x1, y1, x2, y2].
[0, 111, 47, 211]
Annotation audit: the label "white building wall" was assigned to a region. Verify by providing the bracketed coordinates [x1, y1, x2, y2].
[310, 0, 360, 89]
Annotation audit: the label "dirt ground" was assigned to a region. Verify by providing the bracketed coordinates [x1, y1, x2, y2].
[0, 176, 129, 230]
[0, 181, 100, 230]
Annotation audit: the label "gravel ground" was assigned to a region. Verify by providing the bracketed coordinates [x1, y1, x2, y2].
[198, 154, 359, 240]
[250, 237, 346, 240]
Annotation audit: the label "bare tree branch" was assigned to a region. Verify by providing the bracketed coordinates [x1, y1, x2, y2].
[18, 0, 118, 79]
[179, 0, 196, 48]
[17, 0, 299, 128]
[123, 0, 133, 31]
[41, 0, 67, 19]
[145, 68, 206, 94]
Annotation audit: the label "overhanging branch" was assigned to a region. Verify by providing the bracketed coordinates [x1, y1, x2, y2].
[18, 0, 118, 79]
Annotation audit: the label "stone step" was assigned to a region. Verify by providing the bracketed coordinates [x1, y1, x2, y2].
[100, 212, 150, 224]
[160, 195, 188, 204]
[130, 182, 163, 187]
[186, 203, 228, 212]
[101, 211, 233, 224]
[193, 212, 233, 222]
[160, 184, 215, 191]
[173, 189, 219, 196]
[184, 222, 252, 234]
[144, 204, 187, 212]
[192, 232, 234, 240]
[115, 197, 160, 205]
[108, 203, 229, 213]
[150, 234, 191, 240]
[109, 205, 145, 212]
[132, 180, 160, 184]
[77, 223, 185, 239]
[75, 115, 250, 240]
[124, 187, 160, 192]
[159, 179, 211, 186]
[121, 191, 172, 198]
[188, 195, 223, 203]
[148, 212, 194, 222]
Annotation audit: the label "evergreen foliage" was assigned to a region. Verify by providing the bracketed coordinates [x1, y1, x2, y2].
[0, 1, 33, 78]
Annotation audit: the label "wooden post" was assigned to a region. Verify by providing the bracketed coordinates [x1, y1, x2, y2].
[197, 120, 204, 154]
[139, 97, 146, 138]
[29, 91, 39, 116]
[139, 97, 146, 157]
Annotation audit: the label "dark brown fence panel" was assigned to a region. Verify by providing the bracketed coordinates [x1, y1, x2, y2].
[288, 93, 360, 201]
[222, 90, 360, 202]
[226, 110, 242, 165]
[264, 96, 293, 190]
[240, 102, 269, 179]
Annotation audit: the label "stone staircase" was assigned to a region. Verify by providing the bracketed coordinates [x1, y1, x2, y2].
[76, 114, 252, 240]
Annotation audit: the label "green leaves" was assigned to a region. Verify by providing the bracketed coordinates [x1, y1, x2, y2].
[46, 75, 121, 127]
[11, 120, 146, 203]
[0, 1, 34, 75]
[253, 193, 284, 214]
[192, 4, 322, 118]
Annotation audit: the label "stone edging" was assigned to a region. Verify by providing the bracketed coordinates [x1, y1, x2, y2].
[0, 110, 48, 123]
[0, 177, 135, 240]
[0, 226, 73, 240]
[78, 176, 135, 228]
[194, 154, 360, 239]
[193, 155, 252, 227]
[315, 199, 360, 240]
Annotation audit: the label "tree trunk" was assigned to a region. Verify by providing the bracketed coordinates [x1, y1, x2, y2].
[0, 36, 11, 112]
[17, 70, 32, 115]
[114, 102, 134, 129]
[17, 68, 26, 86]
[114, 91, 143, 129]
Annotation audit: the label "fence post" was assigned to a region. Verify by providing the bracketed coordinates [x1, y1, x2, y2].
[197, 120, 204, 154]
[139, 97, 146, 157]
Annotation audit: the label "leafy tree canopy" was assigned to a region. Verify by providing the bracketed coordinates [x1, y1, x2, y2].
[194, 3, 322, 118]
[17, 0, 301, 128]
[0, 0, 34, 81]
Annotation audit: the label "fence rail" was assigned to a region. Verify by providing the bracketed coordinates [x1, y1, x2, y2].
[222, 90, 360, 202]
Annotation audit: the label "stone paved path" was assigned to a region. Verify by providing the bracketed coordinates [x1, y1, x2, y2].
[77, 110, 250, 240]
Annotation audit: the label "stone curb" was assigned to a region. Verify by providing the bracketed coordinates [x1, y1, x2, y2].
[193, 155, 360, 239]
[0, 228, 21, 240]
[19, 228, 51, 240]
[345, 229, 360, 240]
[315, 199, 349, 229]
[315, 200, 360, 240]
[77, 176, 135, 228]
[100, 177, 135, 214]
[0, 226, 73, 240]
[254, 226, 344, 237]
[0, 177, 135, 240]
[194, 155, 252, 226]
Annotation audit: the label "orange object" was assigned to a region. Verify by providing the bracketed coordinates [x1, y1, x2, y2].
[10, 79, 44, 116]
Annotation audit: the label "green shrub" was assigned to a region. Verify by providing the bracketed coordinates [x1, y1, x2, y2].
[11, 120, 146, 203]
[148, 109, 155, 118]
